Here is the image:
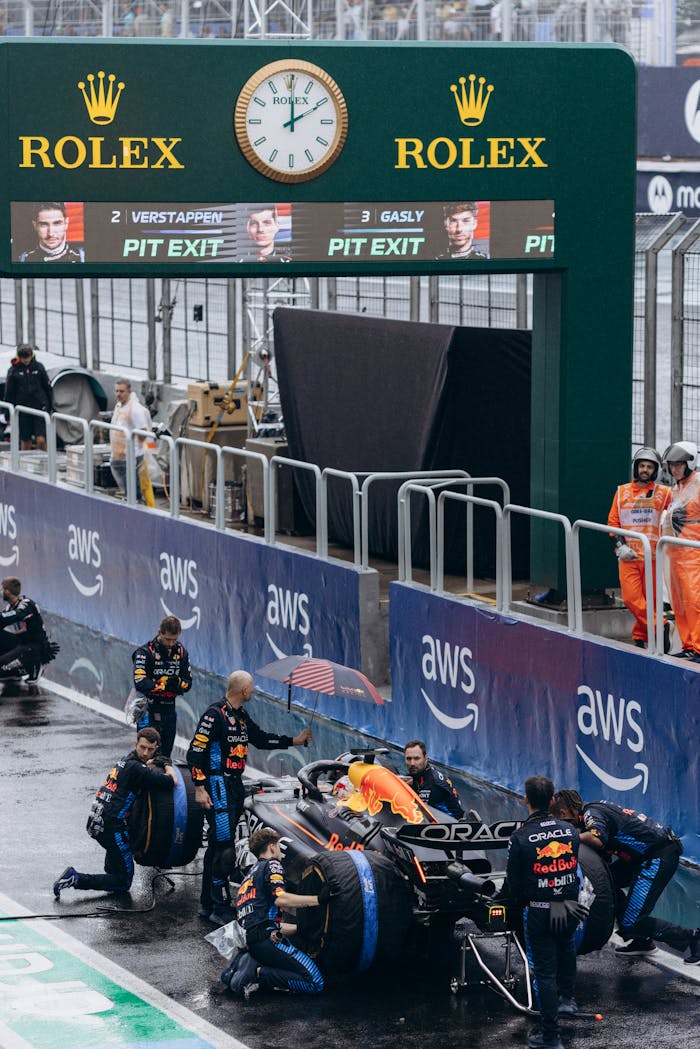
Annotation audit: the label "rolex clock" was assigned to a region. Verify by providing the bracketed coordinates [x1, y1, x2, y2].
[234, 59, 348, 183]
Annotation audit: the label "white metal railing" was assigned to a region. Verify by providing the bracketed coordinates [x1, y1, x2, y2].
[572, 520, 655, 648]
[367, 470, 470, 572]
[437, 491, 505, 609]
[398, 476, 509, 594]
[503, 505, 575, 630]
[3, 399, 698, 659]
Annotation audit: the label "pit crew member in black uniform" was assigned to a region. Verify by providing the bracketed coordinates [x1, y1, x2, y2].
[52, 726, 177, 898]
[552, 790, 700, 962]
[404, 739, 465, 818]
[504, 776, 581, 1049]
[4, 343, 53, 450]
[187, 669, 311, 925]
[0, 576, 54, 679]
[132, 615, 192, 758]
[221, 827, 326, 998]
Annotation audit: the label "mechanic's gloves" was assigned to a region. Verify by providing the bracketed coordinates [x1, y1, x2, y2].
[549, 899, 590, 933]
[615, 543, 637, 562]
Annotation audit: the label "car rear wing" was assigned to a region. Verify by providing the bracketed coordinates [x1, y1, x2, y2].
[388, 819, 520, 850]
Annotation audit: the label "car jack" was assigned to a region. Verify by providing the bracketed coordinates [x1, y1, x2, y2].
[450, 920, 536, 1016]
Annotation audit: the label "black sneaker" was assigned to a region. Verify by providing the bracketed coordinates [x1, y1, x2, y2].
[53, 866, 78, 899]
[209, 904, 237, 926]
[633, 639, 646, 648]
[528, 1033, 564, 1049]
[229, 952, 259, 997]
[685, 929, 700, 965]
[221, 952, 244, 988]
[615, 938, 657, 956]
[558, 997, 578, 1016]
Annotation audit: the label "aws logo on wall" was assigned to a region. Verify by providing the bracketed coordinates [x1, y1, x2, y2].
[18, 70, 184, 171]
[0, 502, 19, 567]
[68, 524, 103, 597]
[576, 683, 648, 794]
[159, 552, 200, 630]
[394, 73, 547, 172]
[265, 584, 312, 659]
[420, 634, 478, 731]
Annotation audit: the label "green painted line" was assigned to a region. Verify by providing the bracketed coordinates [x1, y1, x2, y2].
[0, 895, 249, 1049]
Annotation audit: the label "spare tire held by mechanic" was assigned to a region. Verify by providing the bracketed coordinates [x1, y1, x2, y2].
[130, 760, 203, 869]
[574, 844, 615, 955]
[295, 849, 412, 977]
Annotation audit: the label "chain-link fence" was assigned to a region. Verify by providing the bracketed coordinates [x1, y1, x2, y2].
[0, 0, 677, 63]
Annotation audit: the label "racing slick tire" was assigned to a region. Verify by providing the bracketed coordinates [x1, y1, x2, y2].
[295, 850, 412, 976]
[575, 843, 616, 955]
[131, 764, 203, 868]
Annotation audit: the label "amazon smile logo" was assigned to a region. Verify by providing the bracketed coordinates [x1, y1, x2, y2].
[420, 634, 479, 731]
[67, 523, 103, 598]
[576, 683, 648, 794]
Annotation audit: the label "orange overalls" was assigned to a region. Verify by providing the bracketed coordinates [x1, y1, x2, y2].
[664, 470, 700, 655]
[608, 480, 671, 643]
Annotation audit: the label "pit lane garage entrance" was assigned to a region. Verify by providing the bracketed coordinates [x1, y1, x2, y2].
[0, 39, 636, 586]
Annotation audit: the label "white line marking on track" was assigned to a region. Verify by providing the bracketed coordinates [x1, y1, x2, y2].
[0, 893, 252, 1049]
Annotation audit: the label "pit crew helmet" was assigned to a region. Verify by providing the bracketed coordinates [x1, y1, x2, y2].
[632, 447, 661, 481]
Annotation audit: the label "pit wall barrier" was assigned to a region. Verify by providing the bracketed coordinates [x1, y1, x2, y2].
[4, 469, 699, 865]
[386, 583, 700, 866]
[0, 471, 377, 687]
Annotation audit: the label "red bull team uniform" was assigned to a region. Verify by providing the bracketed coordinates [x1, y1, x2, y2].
[505, 810, 580, 1048]
[132, 636, 192, 758]
[234, 856, 323, 994]
[187, 699, 295, 919]
[409, 763, 464, 819]
[581, 801, 696, 953]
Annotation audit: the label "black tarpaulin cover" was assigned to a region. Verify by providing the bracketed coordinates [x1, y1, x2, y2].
[273, 308, 530, 577]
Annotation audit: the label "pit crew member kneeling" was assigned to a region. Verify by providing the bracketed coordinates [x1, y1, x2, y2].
[52, 727, 177, 897]
[552, 790, 700, 963]
[0, 576, 58, 679]
[221, 828, 326, 998]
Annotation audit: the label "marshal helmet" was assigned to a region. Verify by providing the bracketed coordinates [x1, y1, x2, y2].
[632, 447, 662, 481]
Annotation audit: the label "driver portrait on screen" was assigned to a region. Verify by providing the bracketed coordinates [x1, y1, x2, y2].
[19, 202, 85, 263]
[237, 204, 291, 263]
[436, 201, 488, 260]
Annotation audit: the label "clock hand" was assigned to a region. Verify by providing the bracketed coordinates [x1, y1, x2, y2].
[282, 96, 326, 131]
[288, 74, 296, 132]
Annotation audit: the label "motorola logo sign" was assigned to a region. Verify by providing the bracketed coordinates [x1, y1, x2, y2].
[647, 175, 674, 214]
[685, 80, 700, 143]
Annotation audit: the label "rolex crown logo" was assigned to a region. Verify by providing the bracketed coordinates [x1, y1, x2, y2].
[450, 74, 493, 127]
[78, 71, 125, 125]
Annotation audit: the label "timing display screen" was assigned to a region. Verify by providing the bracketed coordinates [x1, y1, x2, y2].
[10, 199, 555, 266]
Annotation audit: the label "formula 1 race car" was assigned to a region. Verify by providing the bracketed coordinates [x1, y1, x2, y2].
[131, 747, 616, 1007]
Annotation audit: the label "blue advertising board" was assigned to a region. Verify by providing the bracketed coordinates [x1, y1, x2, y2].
[0, 472, 366, 686]
[388, 583, 700, 864]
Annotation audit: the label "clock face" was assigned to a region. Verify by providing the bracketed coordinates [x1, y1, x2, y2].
[234, 60, 348, 183]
